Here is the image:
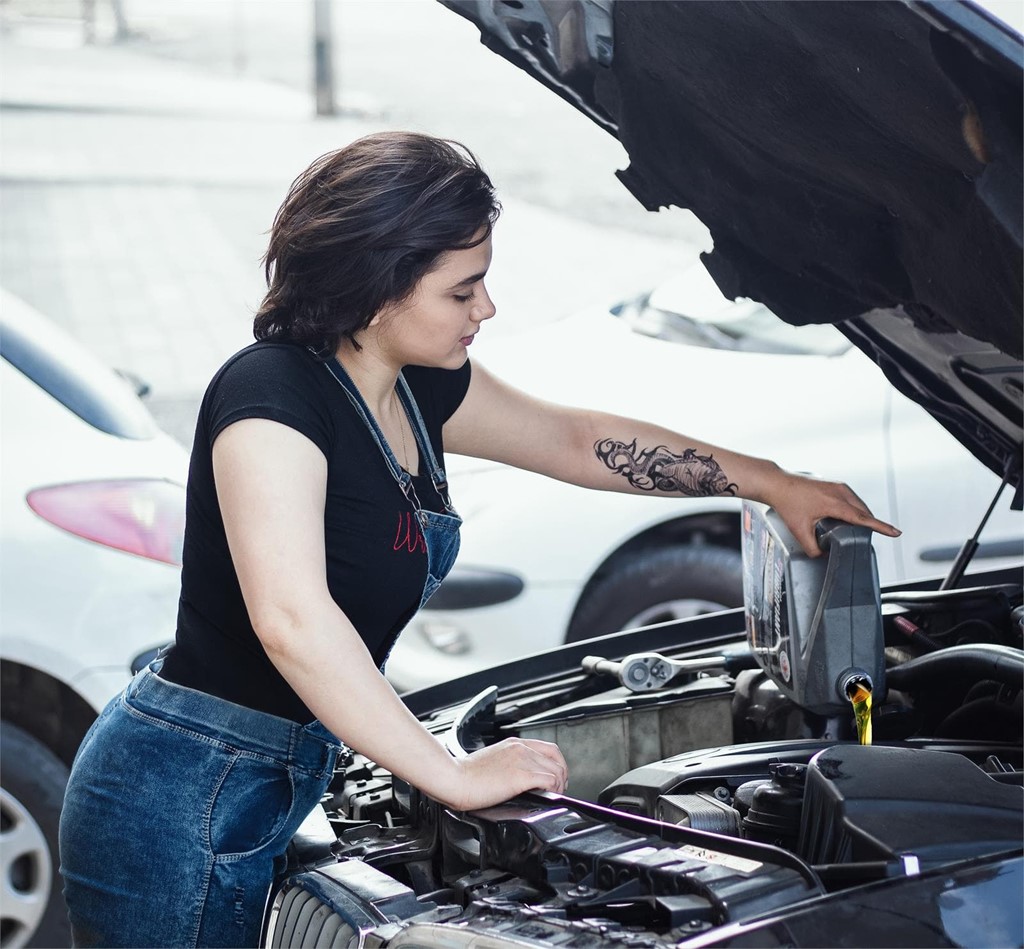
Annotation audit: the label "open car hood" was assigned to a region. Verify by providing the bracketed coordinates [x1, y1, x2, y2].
[439, 0, 1023, 499]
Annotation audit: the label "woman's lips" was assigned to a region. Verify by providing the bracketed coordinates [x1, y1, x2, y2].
[460, 335, 475, 346]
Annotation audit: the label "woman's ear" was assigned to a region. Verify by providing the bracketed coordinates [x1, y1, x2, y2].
[369, 291, 411, 332]
[367, 301, 392, 329]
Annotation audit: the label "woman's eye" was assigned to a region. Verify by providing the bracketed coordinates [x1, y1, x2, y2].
[453, 292, 474, 303]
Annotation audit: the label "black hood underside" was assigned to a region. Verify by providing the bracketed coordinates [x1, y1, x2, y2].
[441, 0, 1023, 491]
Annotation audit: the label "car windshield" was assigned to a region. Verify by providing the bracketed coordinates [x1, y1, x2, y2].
[613, 268, 852, 357]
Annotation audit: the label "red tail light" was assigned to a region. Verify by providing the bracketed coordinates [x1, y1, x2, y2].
[27, 479, 186, 566]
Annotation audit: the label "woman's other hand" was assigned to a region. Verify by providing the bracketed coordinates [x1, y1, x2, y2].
[444, 738, 568, 810]
[767, 469, 901, 557]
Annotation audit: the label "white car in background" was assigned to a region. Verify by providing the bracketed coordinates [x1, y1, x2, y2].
[386, 263, 1022, 692]
[0, 290, 187, 948]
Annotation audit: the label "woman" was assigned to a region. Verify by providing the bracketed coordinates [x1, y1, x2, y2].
[58, 131, 899, 948]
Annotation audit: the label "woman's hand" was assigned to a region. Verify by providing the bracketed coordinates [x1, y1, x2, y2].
[766, 468, 901, 557]
[443, 738, 569, 811]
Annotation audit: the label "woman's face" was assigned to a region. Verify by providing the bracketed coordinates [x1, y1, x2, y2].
[375, 231, 496, 370]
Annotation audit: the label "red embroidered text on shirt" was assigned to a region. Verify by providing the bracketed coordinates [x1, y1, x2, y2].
[393, 511, 427, 554]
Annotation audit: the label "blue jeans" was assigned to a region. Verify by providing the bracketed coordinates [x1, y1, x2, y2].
[58, 664, 341, 948]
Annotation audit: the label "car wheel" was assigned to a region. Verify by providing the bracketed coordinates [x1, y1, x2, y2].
[566, 545, 745, 642]
[1, 722, 71, 949]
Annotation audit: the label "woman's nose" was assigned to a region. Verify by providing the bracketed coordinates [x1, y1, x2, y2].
[473, 286, 496, 322]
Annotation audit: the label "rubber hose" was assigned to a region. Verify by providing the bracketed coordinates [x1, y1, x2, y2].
[886, 644, 1024, 691]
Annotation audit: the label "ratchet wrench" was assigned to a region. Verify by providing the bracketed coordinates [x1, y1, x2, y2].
[582, 652, 727, 692]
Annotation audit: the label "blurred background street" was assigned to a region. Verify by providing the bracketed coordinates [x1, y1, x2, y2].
[0, 0, 712, 446]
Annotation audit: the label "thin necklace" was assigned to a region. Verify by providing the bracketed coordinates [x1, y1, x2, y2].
[391, 388, 411, 472]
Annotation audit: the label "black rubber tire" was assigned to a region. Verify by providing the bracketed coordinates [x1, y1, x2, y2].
[566, 544, 745, 642]
[1, 722, 72, 949]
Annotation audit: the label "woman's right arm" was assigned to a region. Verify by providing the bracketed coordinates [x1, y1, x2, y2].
[212, 417, 567, 810]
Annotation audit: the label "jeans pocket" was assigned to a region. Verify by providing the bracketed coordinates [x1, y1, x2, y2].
[208, 752, 294, 860]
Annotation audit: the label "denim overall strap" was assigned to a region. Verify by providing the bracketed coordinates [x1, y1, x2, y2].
[321, 356, 418, 507]
[318, 355, 463, 659]
[395, 372, 458, 516]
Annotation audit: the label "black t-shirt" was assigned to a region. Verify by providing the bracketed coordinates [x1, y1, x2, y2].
[159, 341, 471, 722]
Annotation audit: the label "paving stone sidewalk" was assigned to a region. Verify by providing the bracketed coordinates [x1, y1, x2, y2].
[0, 11, 705, 446]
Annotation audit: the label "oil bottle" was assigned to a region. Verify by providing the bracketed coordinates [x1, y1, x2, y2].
[741, 501, 885, 717]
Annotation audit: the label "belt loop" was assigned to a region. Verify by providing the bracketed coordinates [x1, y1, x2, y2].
[126, 666, 146, 700]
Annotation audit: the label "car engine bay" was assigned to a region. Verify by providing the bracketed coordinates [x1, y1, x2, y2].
[264, 503, 1022, 947]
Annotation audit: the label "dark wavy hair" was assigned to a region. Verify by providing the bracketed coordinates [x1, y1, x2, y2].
[254, 131, 501, 355]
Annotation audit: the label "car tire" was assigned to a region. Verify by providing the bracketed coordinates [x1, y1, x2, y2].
[566, 544, 745, 642]
[1, 722, 72, 949]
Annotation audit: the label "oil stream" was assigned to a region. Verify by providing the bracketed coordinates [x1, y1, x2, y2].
[846, 678, 873, 745]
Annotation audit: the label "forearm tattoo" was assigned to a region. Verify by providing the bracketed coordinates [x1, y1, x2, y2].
[594, 437, 738, 497]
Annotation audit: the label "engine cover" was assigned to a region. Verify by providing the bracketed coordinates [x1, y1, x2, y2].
[798, 744, 1024, 866]
[600, 739, 1023, 872]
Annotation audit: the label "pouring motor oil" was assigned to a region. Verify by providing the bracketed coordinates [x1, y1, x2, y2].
[846, 676, 874, 744]
[741, 500, 885, 718]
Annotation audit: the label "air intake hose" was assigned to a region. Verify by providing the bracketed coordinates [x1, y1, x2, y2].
[886, 644, 1024, 691]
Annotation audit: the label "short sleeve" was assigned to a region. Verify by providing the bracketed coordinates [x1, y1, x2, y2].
[204, 344, 333, 459]
[402, 360, 472, 426]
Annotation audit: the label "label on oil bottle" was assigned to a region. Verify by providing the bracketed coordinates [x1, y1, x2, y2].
[743, 513, 792, 682]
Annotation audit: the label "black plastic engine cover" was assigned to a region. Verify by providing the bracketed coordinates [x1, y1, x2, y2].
[798, 745, 1024, 866]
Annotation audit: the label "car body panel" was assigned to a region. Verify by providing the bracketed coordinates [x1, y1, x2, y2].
[1, 356, 186, 701]
[680, 854, 1024, 948]
[1, 290, 188, 709]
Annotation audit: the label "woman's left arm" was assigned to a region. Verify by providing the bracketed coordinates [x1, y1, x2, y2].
[443, 361, 900, 557]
